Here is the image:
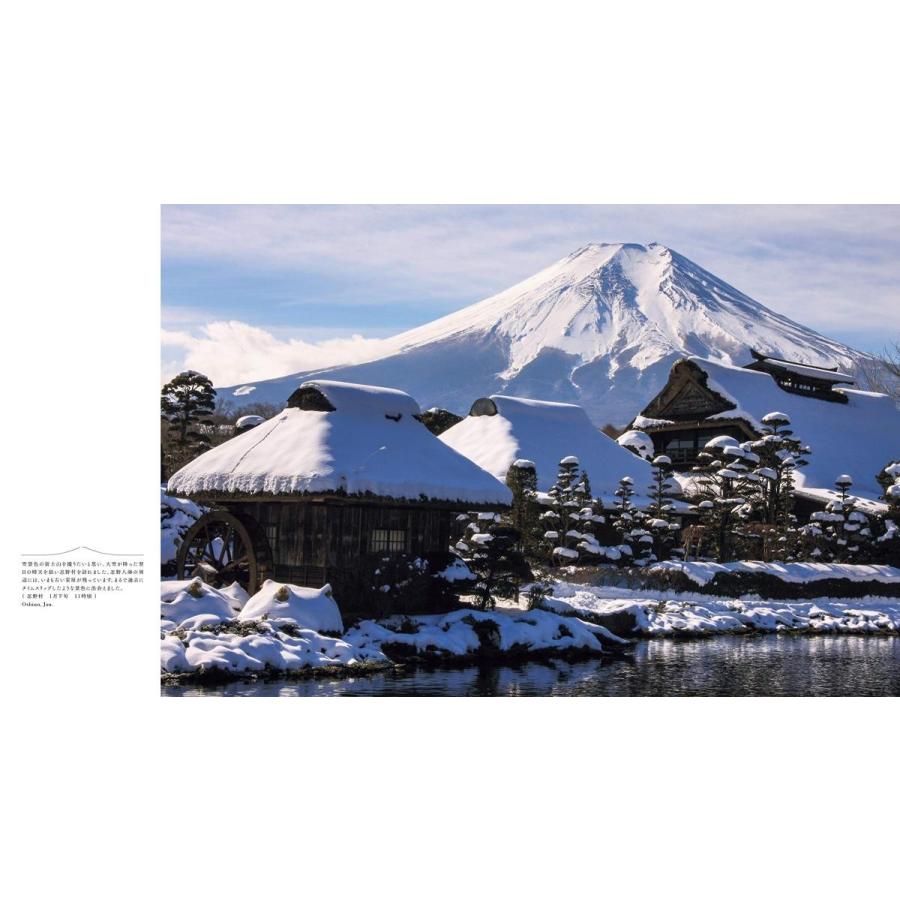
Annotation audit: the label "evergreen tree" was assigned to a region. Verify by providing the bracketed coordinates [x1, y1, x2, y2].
[505, 460, 541, 557]
[161, 370, 217, 475]
[806, 474, 872, 561]
[872, 461, 900, 564]
[544, 456, 584, 565]
[454, 513, 531, 610]
[745, 412, 810, 531]
[570, 470, 608, 562]
[646, 454, 681, 560]
[691, 437, 754, 562]
[614, 476, 653, 565]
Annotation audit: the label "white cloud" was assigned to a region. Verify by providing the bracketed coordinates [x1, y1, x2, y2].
[161, 320, 392, 386]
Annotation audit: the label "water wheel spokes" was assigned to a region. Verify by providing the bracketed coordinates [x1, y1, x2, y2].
[176, 510, 268, 595]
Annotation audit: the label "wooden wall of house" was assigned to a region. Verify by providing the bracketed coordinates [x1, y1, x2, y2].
[650, 424, 747, 466]
[233, 499, 455, 590]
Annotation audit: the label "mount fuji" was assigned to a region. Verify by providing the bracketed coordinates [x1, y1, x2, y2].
[219, 242, 872, 426]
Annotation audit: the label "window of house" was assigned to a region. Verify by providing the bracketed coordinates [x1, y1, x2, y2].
[368, 528, 407, 553]
[664, 437, 697, 465]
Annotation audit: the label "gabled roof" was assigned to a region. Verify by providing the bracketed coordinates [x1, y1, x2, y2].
[667, 357, 900, 500]
[439, 394, 651, 503]
[750, 358, 853, 383]
[167, 380, 511, 505]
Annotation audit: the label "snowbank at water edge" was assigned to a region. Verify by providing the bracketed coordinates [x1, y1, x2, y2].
[161, 579, 623, 679]
[545, 580, 900, 637]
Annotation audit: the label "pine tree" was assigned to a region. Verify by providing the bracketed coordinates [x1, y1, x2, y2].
[161, 370, 217, 476]
[646, 454, 681, 560]
[454, 513, 532, 610]
[744, 412, 810, 532]
[505, 460, 541, 557]
[691, 437, 754, 562]
[544, 456, 584, 565]
[614, 476, 653, 565]
[806, 474, 872, 561]
[570, 470, 608, 562]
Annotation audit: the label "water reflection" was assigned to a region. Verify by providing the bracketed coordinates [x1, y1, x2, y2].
[162, 635, 900, 697]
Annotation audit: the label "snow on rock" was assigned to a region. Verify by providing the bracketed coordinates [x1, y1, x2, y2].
[440, 394, 650, 503]
[649, 560, 900, 587]
[237, 580, 343, 634]
[546, 580, 900, 637]
[167, 380, 511, 506]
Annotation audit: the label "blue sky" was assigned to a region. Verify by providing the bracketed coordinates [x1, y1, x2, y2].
[162, 204, 900, 384]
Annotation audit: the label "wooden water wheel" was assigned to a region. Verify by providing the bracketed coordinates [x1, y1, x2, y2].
[176, 509, 271, 595]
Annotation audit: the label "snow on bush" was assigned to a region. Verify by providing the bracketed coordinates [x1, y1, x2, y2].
[436, 558, 475, 582]
[160, 487, 205, 567]
[617, 429, 654, 460]
[237, 580, 343, 634]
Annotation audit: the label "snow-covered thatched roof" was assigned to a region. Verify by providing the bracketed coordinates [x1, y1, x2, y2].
[439, 394, 651, 503]
[686, 357, 900, 500]
[167, 380, 511, 505]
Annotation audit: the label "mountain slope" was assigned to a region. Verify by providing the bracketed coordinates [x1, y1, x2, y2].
[219, 242, 872, 425]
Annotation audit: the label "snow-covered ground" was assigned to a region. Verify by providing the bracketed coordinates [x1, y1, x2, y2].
[545, 580, 900, 637]
[161, 577, 620, 679]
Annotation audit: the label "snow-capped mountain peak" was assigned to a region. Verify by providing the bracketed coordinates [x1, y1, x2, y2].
[220, 242, 871, 425]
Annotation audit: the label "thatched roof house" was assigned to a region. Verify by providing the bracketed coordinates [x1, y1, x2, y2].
[439, 394, 651, 504]
[632, 356, 900, 503]
[168, 380, 509, 603]
[169, 380, 510, 505]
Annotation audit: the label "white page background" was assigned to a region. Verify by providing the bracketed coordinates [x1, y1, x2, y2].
[4, 2, 897, 898]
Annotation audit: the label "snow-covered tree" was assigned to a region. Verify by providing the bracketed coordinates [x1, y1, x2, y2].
[613, 476, 653, 565]
[872, 460, 900, 564]
[544, 456, 585, 565]
[691, 436, 754, 562]
[805, 474, 872, 561]
[744, 412, 809, 531]
[454, 513, 531, 610]
[646, 454, 681, 560]
[571, 487, 608, 563]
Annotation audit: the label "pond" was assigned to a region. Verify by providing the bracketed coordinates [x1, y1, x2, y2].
[161, 634, 900, 697]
